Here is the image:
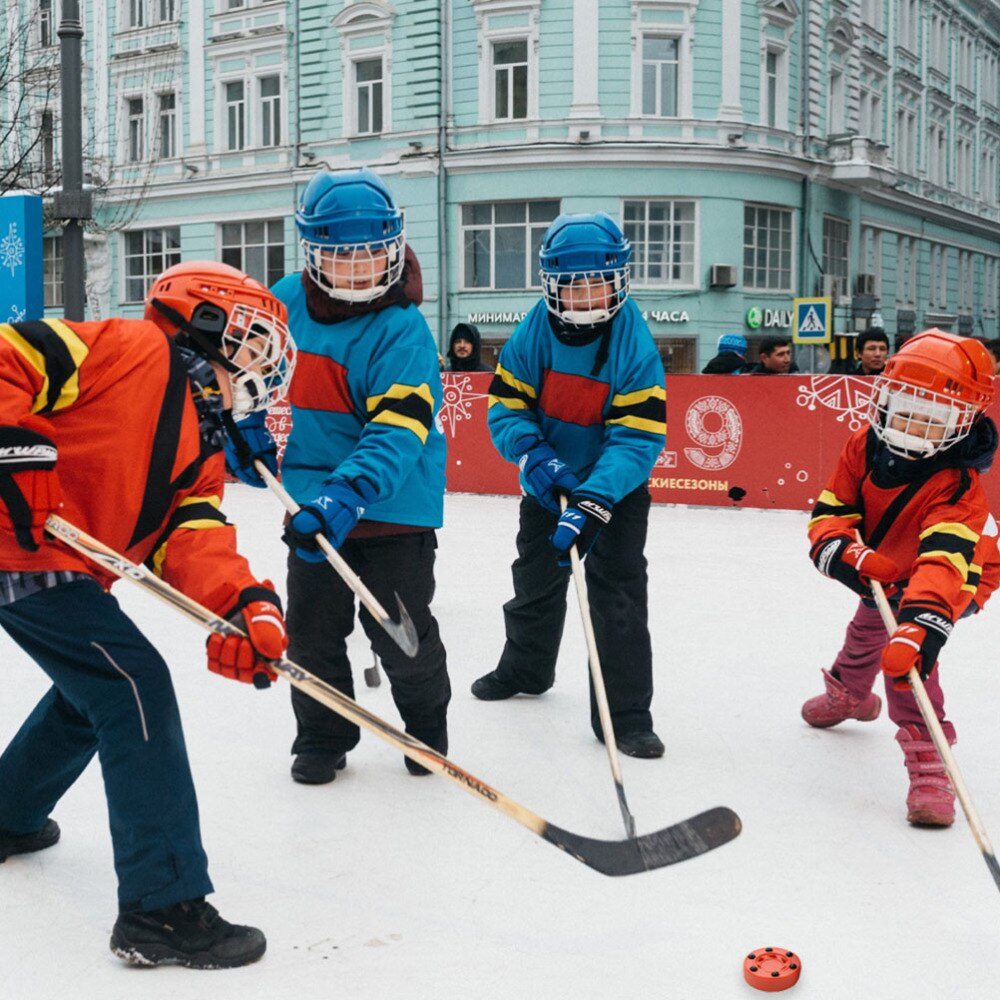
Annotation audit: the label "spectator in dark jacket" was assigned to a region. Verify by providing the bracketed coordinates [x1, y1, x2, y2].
[746, 335, 799, 374]
[853, 328, 890, 376]
[447, 323, 493, 372]
[702, 333, 750, 374]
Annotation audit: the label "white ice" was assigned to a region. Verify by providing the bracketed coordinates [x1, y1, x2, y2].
[4, 489, 1000, 999]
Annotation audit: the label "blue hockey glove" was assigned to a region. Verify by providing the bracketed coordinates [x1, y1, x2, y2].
[515, 434, 580, 514]
[223, 410, 278, 488]
[284, 477, 378, 561]
[551, 492, 612, 565]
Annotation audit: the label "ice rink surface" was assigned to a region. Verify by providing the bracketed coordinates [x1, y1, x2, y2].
[3, 488, 999, 999]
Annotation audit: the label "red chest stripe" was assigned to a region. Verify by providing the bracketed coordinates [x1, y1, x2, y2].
[539, 369, 609, 427]
[289, 352, 355, 413]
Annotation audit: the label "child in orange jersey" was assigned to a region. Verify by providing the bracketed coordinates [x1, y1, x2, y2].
[804, 330, 999, 827]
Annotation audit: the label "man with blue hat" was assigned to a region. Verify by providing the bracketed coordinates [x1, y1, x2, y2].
[701, 333, 750, 374]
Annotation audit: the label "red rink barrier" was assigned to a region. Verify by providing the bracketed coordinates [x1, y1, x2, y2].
[267, 372, 1000, 513]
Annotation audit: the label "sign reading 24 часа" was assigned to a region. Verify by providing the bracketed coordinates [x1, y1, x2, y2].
[0, 194, 44, 323]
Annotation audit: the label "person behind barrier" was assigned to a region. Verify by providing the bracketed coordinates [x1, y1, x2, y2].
[0, 261, 296, 968]
[471, 211, 667, 759]
[701, 332, 750, 374]
[746, 335, 798, 374]
[853, 328, 890, 376]
[446, 322, 492, 372]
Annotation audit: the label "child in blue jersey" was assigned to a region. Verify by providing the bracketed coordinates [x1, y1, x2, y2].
[472, 213, 667, 758]
[272, 167, 450, 784]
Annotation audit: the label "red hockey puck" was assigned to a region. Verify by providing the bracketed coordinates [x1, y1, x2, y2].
[743, 947, 801, 992]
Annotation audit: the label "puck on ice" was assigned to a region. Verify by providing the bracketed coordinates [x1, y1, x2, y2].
[743, 947, 801, 992]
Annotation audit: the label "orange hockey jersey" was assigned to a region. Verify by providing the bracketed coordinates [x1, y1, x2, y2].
[0, 317, 261, 615]
[808, 426, 1000, 621]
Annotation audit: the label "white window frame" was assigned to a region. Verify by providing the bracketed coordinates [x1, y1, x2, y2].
[125, 95, 145, 162]
[459, 199, 561, 291]
[352, 56, 385, 135]
[981, 142, 998, 205]
[858, 72, 884, 142]
[43, 235, 63, 308]
[958, 250, 974, 312]
[223, 79, 246, 151]
[930, 12, 949, 74]
[629, 2, 696, 119]
[899, 0, 919, 53]
[822, 215, 850, 296]
[860, 0, 881, 31]
[333, 2, 395, 138]
[622, 198, 698, 288]
[157, 91, 177, 160]
[491, 37, 530, 121]
[122, 227, 182, 304]
[219, 219, 286, 289]
[927, 121, 946, 186]
[828, 67, 845, 134]
[859, 226, 883, 299]
[471, 0, 541, 125]
[895, 103, 917, 175]
[258, 74, 282, 147]
[38, 0, 57, 49]
[743, 203, 794, 293]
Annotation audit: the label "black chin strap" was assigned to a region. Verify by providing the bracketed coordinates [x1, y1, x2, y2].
[149, 297, 240, 376]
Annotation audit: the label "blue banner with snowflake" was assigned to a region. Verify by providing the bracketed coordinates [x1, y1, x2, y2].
[0, 194, 43, 324]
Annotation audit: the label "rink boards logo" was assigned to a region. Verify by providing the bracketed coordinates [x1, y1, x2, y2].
[682, 395, 743, 470]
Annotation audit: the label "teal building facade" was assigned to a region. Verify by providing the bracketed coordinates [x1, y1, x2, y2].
[7, 0, 1000, 370]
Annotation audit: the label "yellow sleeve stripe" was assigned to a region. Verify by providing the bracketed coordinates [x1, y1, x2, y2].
[606, 414, 668, 435]
[366, 382, 434, 413]
[488, 394, 531, 410]
[493, 365, 538, 400]
[370, 410, 430, 443]
[917, 549, 971, 578]
[919, 522, 980, 544]
[807, 512, 862, 530]
[179, 494, 222, 509]
[610, 386, 666, 407]
[816, 489, 848, 508]
[43, 319, 89, 412]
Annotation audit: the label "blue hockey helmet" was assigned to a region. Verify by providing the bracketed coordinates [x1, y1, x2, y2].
[539, 212, 632, 326]
[295, 167, 406, 302]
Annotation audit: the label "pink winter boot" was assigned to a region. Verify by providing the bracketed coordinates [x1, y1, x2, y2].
[801, 669, 882, 728]
[895, 725, 955, 827]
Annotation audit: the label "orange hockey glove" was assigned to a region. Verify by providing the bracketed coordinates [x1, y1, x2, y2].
[881, 606, 953, 691]
[206, 584, 286, 688]
[810, 535, 901, 599]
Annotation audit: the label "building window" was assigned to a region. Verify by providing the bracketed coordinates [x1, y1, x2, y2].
[127, 0, 145, 29]
[622, 199, 696, 286]
[43, 236, 63, 308]
[39, 0, 55, 48]
[928, 122, 946, 186]
[460, 200, 560, 290]
[259, 75, 281, 147]
[860, 0, 881, 30]
[828, 69, 845, 133]
[956, 135, 973, 196]
[127, 97, 144, 162]
[984, 257, 998, 316]
[641, 35, 678, 117]
[899, 0, 918, 52]
[984, 53, 999, 107]
[930, 13, 949, 73]
[764, 51, 778, 128]
[220, 220, 285, 289]
[896, 106, 917, 174]
[929, 244, 948, 309]
[157, 92, 176, 159]
[40, 110, 56, 179]
[859, 78, 884, 141]
[957, 35, 975, 91]
[225, 81, 246, 151]
[157, 0, 176, 20]
[743, 204, 793, 292]
[123, 227, 181, 303]
[982, 145, 998, 205]
[822, 216, 850, 298]
[354, 59, 384, 135]
[493, 39, 528, 120]
[958, 251, 974, 312]
[859, 226, 882, 299]
[896, 235, 917, 307]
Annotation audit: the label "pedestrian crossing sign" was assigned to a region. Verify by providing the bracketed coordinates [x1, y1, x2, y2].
[792, 297, 832, 344]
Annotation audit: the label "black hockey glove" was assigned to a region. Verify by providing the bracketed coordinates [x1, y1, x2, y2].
[810, 535, 901, 598]
[0, 419, 62, 552]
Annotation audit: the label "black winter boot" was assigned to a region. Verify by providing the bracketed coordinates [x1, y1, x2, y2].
[0, 818, 60, 862]
[404, 725, 448, 776]
[291, 753, 346, 785]
[470, 670, 520, 701]
[110, 897, 266, 968]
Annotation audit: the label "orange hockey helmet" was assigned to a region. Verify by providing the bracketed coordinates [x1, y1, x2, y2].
[145, 261, 296, 417]
[868, 329, 995, 459]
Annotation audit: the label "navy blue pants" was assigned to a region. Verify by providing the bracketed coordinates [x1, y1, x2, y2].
[287, 530, 450, 756]
[0, 578, 212, 911]
[495, 488, 655, 737]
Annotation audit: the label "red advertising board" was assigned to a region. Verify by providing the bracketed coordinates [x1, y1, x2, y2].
[268, 372, 1000, 513]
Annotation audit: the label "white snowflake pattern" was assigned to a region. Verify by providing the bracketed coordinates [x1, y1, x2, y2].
[795, 375, 874, 431]
[6, 303, 26, 323]
[1, 223, 25, 277]
[439, 373, 490, 438]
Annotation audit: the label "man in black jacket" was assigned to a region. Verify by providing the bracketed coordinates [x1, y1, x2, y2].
[701, 333, 749, 374]
[447, 323, 493, 372]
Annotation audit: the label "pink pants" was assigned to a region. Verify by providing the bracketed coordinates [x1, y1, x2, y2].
[831, 601, 956, 743]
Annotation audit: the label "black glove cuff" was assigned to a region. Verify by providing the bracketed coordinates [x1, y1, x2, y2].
[897, 604, 953, 677]
[570, 492, 613, 525]
[0, 425, 57, 472]
[231, 585, 283, 618]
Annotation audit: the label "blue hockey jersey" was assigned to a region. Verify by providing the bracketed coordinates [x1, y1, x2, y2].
[488, 298, 666, 504]
[272, 273, 446, 528]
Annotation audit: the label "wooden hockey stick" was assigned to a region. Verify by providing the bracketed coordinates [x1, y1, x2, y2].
[869, 576, 1000, 893]
[561, 495, 637, 839]
[253, 461, 417, 660]
[44, 513, 741, 877]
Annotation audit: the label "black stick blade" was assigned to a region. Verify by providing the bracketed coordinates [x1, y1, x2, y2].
[542, 806, 741, 877]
